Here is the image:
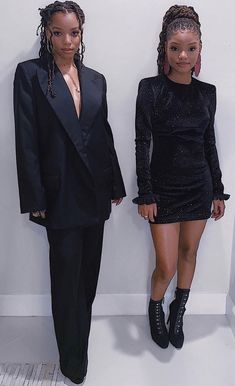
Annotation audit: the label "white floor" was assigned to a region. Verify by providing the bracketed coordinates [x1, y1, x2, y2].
[0, 315, 234, 386]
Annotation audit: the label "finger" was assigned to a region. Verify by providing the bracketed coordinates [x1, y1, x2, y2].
[215, 214, 223, 221]
[148, 208, 155, 222]
[142, 210, 148, 219]
[215, 208, 224, 220]
[112, 198, 122, 205]
[32, 211, 40, 217]
[213, 208, 219, 217]
[40, 211, 46, 219]
[214, 211, 222, 220]
[139, 205, 147, 217]
[213, 208, 220, 219]
[139, 211, 147, 219]
[153, 204, 157, 217]
[142, 211, 149, 220]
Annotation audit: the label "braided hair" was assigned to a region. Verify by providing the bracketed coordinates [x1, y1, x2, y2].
[157, 5, 201, 75]
[36, 1, 85, 97]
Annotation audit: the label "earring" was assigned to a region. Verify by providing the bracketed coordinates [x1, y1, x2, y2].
[46, 39, 52, 54]
[163, 57, 170, 75]
[194, 54, 201, 77]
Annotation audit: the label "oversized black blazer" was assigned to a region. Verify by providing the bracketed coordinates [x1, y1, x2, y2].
[14, 58, 126, 229]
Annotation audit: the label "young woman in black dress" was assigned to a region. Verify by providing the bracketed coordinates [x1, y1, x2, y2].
[133, 5, 229, 349]
[14, 1, 125, 383]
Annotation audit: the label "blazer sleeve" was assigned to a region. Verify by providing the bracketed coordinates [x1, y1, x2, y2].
[132, 79, 159, 205]
[204, 85, 230, 201]
[101, 75, 126, 199]
[14, 63, 47, 213]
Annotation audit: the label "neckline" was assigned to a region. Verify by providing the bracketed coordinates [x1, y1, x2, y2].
[55, 62, 82, 121]
[164, 74, 193, 86]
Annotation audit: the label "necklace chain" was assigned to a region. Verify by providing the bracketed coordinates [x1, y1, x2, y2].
[66, 72, 80, 93]
[55, 61, 80, 93]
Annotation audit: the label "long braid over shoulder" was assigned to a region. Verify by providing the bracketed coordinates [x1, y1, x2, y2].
[157, 5, 201, 74]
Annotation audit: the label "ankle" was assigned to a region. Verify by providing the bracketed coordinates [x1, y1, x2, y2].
[175, 287, 190, 300]
[176, 286, 191, 292]
[150, 296, 164, 303]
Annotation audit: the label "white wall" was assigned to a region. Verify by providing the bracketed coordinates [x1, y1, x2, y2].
[227, 222, 235, 335]
[0, 0, 234, 315]
[229, 228, 235, 304]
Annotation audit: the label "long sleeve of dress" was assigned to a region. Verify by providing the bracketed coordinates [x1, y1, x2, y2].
[204, 86, 230, 201]
[133, 79, 159, 205]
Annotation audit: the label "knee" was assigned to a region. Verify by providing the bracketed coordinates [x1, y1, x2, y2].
[179, 245, 197, 263]
[155, 263, 177, 283]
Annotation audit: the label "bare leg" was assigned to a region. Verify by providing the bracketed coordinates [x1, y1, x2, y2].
[177, 220, 207, 289]
[168, 220, 207, 349]
[150, 223, 180, 300]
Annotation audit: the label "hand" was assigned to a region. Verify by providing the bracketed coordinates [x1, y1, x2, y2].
[138, 203, 157, 222]
[112, 198, 123, 206]
[32, 210, 46, 219]
[211, 200, 225, 221]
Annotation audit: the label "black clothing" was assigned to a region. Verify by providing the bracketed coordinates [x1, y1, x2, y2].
[14, 57, 125, 381]
[47, 223, 104, 380]
[14, 58, 126, 229]
[133, 74, 229, 223]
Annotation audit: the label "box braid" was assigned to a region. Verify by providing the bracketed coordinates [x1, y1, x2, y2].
[36, 1, 85, 97]
[157, 5, 201, 75]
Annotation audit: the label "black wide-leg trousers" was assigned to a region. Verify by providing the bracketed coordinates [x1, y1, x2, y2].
[46, 222, 105, 379]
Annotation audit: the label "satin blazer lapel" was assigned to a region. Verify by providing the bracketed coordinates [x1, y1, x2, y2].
[79, 65, 102, 146]
[37, 62, 99, 173]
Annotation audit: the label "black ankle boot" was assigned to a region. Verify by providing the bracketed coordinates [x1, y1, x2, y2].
[167, 287, 190, 349]
[148, 298, 169, 348]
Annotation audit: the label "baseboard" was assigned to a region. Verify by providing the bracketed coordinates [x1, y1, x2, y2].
[226, 294, 235, 337]
[0, 295, 51, 316]
[93, 293, 227, 315]
[0, 293, 227, 316]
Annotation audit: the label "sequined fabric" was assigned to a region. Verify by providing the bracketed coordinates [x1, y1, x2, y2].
[133, 74, 229, 224]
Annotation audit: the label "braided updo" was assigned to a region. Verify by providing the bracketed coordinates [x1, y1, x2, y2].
[157, 5, 201, 74]
[36, 1, 85, 97]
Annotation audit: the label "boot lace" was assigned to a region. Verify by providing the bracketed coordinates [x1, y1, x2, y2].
[174, 293, 188, 334]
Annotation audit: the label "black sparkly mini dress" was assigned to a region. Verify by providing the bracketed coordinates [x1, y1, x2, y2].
[133, 74, 229, 224]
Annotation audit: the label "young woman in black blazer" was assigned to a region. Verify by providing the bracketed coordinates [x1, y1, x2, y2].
[14, 1, 125, 383]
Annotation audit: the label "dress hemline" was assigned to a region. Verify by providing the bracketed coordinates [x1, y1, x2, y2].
[149, 213, 211, 225]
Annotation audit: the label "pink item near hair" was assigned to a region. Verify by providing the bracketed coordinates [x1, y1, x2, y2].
[194, 54, 201, 77]
[164, 59, 170, 75]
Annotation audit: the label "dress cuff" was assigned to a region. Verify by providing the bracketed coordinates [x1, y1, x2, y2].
[132, 193, 160, 205]
[213, 193, 230, 201]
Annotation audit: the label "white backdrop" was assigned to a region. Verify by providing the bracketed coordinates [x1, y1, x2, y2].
[0, 0, 234, 315]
